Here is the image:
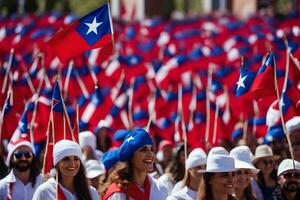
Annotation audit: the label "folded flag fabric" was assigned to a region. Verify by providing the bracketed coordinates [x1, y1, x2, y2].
[48, 3, 113, 63]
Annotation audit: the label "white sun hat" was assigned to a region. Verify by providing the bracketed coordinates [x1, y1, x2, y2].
[277, 159, 300, 176]
[85, 159, 105, 179]
[200, 154, 237, 173]
[286, 116, 300, 133]
[230, 146, 259, 174]
[208, 146, 229, 157]
[186, 148, 207, 170]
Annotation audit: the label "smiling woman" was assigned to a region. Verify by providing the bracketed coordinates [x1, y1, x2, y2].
[101, 129, 163, 200]
[32, 140, 100, 200]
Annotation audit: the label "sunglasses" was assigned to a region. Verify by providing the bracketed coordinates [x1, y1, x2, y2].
[262, 160, 274, 166]
[13, 151, 33, 159]
[283, 172, 300, 179]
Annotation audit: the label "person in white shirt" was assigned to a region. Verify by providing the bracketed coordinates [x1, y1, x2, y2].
[32, 139, 99, 200]
[0, 139, 43, 200]
[167, 148, 207, 200]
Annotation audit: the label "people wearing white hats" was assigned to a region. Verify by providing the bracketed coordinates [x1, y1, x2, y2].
[167, 148, 207, 200]
[85, 159, 105, 189]
[79, 131, 103, 163]
[101, 129, 163, 200]
[286, 116, 300, 162]
[32, 140, 99, 200]
[0, 139, 43, 200]
[230, 145, 262, 200]
[272, 159, 300, 200]
[197, 154, 237, 200]
[253, 144, 280, 200]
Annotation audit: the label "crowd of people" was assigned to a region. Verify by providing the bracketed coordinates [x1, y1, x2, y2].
[0, 116, 300, 200]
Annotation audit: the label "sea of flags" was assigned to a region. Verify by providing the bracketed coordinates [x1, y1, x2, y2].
[0, 4, 300, 152]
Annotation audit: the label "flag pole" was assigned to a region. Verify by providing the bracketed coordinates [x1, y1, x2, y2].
[205, 66, 212, 144]
[1, 48, 14, 94]
[64, 60, 74, 99]
[178, 84, 188, 162]
[272, 51, 295, 167]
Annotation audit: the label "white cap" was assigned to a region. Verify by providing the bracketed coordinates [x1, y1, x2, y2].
[79, 131, 96, 151]
[186, 148, 207, 170]
[286, 116, 300, 133]
[53, 140, 82, 166]
[201, 154, 237, 173]
[85, 160, 105, 179]
[208, 146, 229, 157]
[277, 159, 300, 176]
[6, 139, 35, 166]
[230, 146, 259, 174]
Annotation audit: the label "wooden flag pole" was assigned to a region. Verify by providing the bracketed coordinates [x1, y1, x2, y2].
[1, 49, 14, 94]
[272, 52, 295, 167]
[205, 67, 212, 143]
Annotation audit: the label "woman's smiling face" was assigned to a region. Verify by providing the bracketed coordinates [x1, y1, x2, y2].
[57, 155, 81, 178]
[131, 145, 155, 172]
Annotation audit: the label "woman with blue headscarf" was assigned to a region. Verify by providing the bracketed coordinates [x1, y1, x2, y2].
[101, 129, 163, 200]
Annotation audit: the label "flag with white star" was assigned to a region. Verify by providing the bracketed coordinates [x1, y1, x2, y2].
[48, 3, 113, 63]
[235, 66, 256, 97]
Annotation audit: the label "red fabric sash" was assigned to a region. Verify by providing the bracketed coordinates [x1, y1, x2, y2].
[103, 176, 151, 200]
[57, 184, 67, 200]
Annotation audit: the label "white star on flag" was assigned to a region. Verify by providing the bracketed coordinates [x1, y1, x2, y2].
[236, 74, 247, 90]
[85, 17, 103, 35]
[126, 136, 134, 142]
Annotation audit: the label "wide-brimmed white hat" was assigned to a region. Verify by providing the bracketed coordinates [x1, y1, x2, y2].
[207, 146, 229, 157]
[200, 154, 237, 173]
[286, 116, 300, 133]
[252, 144, 280, 164]
[186, 148, 207, 170]
[230, 146, 259, 174]
[85, 160, 105, 179]
[277, 159, 300, 176]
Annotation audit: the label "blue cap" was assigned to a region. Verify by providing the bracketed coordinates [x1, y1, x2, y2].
[264, 125, 285, 144]
[118, 129, 153, 162]
[102, 149, 119, 170]
[113, 129, 131, 141]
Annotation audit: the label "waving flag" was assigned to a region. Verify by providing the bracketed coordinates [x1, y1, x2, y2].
[48, 3, 113, 63]
[251, 53, 276, 100]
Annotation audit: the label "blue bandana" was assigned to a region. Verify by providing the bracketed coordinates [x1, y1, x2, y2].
[102, 149, 119, 170]
[118, 129, 153, 161]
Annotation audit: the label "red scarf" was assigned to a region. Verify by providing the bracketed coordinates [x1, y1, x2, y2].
[6, 182, 13, 200]
[57, 184, 67, 200]
[103, 176, 151, 200]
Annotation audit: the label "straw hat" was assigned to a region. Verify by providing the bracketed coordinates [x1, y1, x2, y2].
[230, 146, 259, 174]
[252, 144, 280, 164]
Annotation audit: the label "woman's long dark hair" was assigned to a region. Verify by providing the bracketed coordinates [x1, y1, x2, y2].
[100, 161, 132, 197]
[57, 161, 92, 200]
[197, 173, 236, 200]
[165, 144, 185, 183]
[10, 156, 40, 187]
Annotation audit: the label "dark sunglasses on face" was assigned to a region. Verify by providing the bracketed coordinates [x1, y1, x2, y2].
[262, 160, 274, 166]
[13, 151, 33, 159]
[283, 172, 300, 179]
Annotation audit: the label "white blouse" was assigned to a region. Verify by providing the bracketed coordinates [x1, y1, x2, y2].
[32, 178, 100, 200]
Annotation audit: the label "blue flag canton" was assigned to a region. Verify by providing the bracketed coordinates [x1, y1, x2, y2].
[76, 4, 111, 46]
[235, 67, 256, 97]
[19, 110, 28, 134]
[51, 81, 64, 112]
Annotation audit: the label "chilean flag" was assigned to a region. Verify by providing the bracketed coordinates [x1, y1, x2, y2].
[48, 3, 113, 63]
